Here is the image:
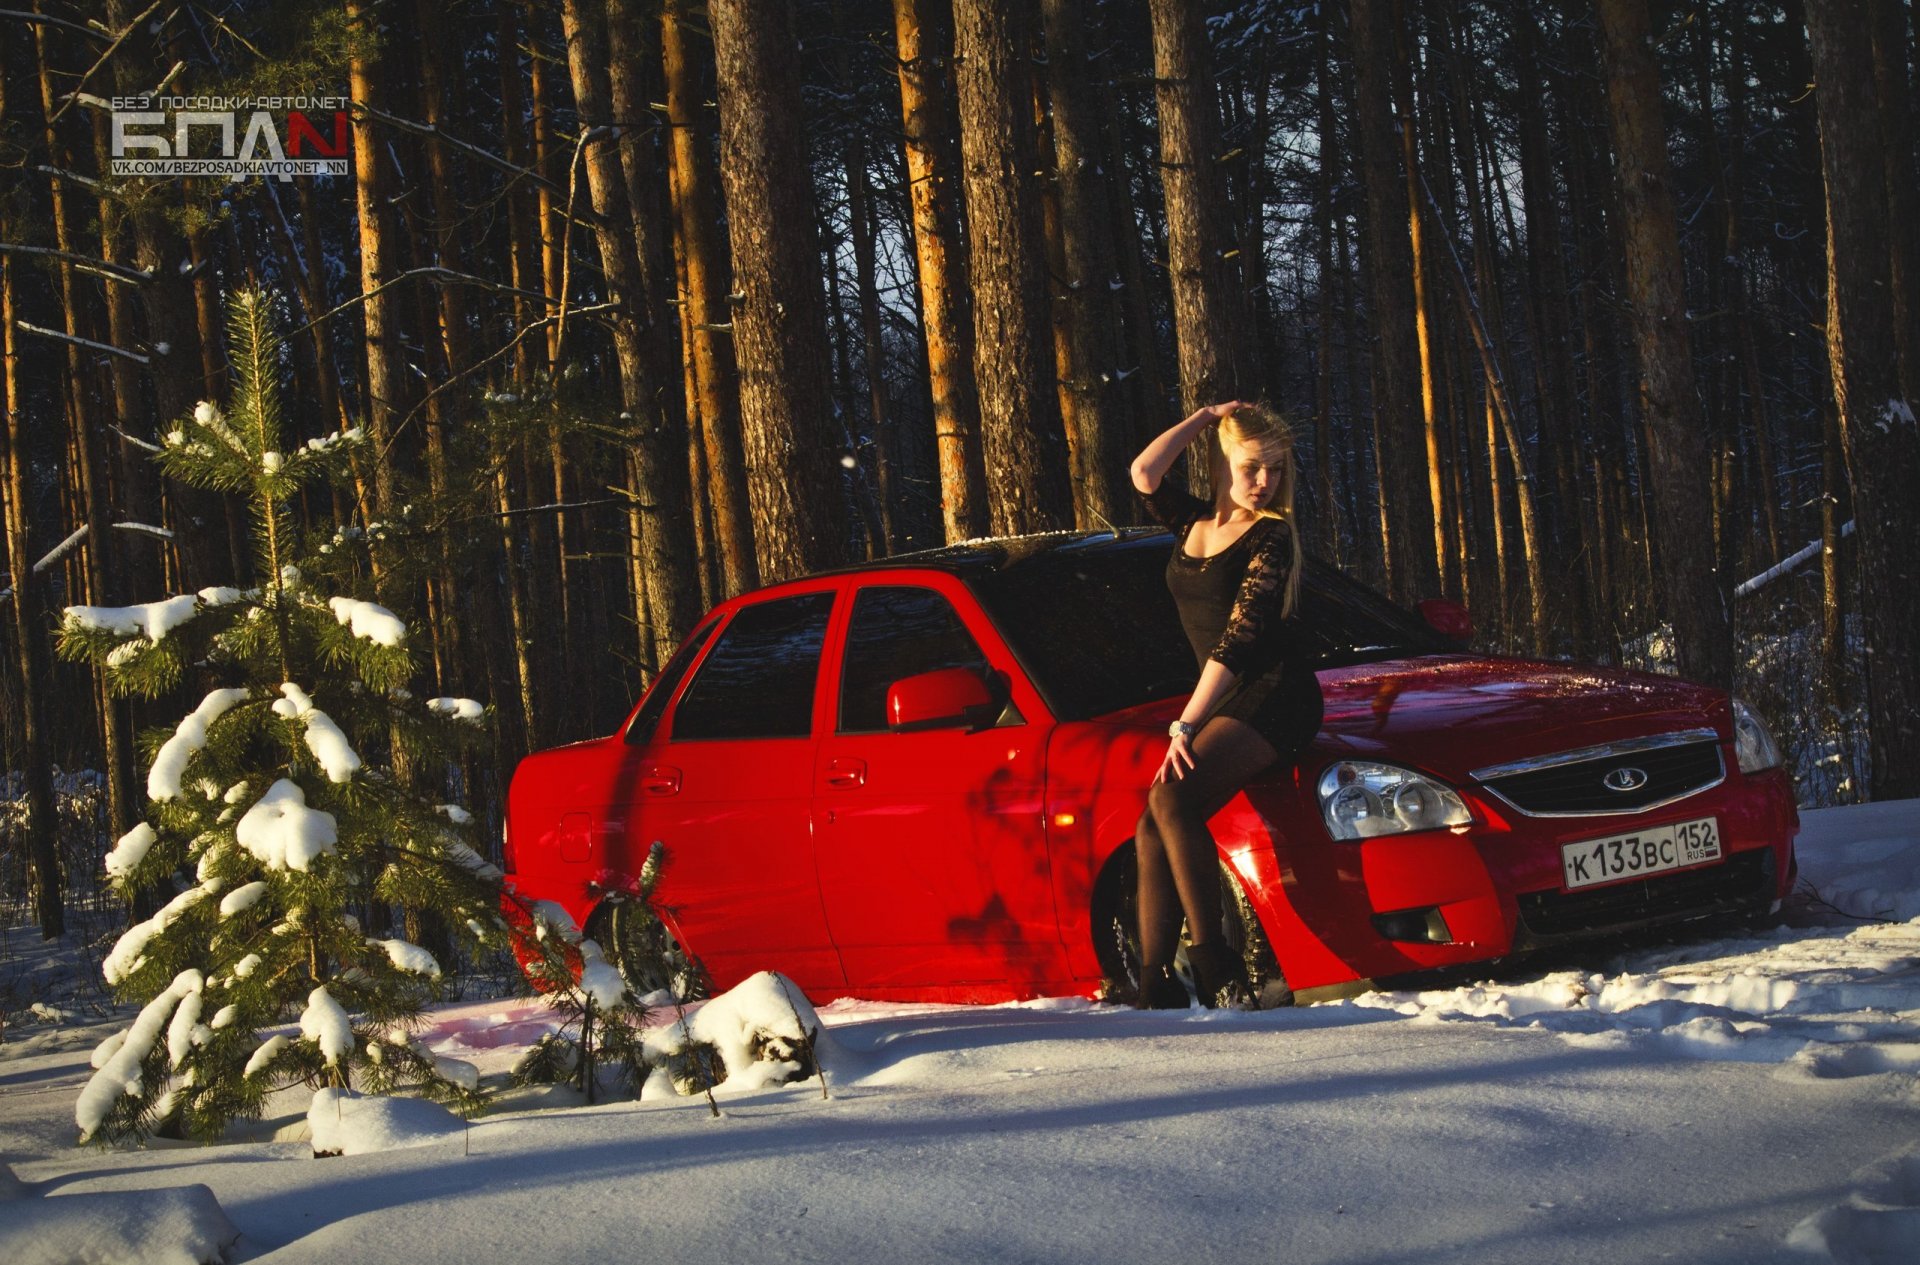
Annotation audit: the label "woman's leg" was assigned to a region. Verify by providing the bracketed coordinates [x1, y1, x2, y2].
[1133, 809, 1182, 968]
[1144, 716, 1280, 948]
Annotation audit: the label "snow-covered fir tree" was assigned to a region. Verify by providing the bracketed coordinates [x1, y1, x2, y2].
[59, 289, 511, 1143]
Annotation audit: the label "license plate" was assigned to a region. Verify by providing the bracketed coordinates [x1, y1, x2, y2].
[1560, 816, 1721, 890]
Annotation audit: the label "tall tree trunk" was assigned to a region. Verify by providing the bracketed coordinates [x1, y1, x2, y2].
[347, 0, 402, 526]
[708, 0, 849, 579]
[892, 0, 987, 544]
[1149, 0, 1252, 409]
[846, 136, 898, 553]
[1041, 0, 1130, 530]
[1594, 0, 1732, 691]
[951, 0, 1073, 534]
[661, 0, 758, 594]
[0, 231, 62, 939]
[1393, 10, 1447, 595]
[1805, 0, 1920, 797]
[560, 0, 703, 663]
[1347, 0, 1441, 602]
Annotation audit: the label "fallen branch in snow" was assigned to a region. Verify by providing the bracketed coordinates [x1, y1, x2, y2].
[1794, 878, 1896, 925]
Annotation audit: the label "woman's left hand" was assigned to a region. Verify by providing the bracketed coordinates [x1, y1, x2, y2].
[1155, 733, 1197, 784]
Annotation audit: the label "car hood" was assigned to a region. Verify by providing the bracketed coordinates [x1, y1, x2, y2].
[1094, 654, 1730, 781]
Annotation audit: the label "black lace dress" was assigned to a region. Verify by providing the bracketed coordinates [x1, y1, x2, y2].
[1143, 481, 1324, 755]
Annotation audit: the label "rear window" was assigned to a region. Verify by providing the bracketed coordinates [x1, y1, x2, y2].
[966, 534, 1450, 719]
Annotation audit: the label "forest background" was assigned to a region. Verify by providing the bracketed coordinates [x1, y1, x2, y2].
[2, 0, 1916, 942]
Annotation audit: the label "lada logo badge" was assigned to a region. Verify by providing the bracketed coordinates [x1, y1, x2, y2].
[1604, 766, 1650, 792]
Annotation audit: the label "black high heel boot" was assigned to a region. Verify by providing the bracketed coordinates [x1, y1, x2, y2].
[1135, 962, 1191, 1010]
[1186, 941, 1254, 1010]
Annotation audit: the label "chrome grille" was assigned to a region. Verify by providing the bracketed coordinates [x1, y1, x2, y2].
[1472, 729, 1725, 817]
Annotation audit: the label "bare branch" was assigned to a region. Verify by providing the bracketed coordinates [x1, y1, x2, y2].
[0, 242, 151, 287]
[34, 525, 89, 574]
[13, 320, 151, 364]
[288, 266, 560, 337]
[33, 164, 107, 193]
[0, 8, 110, 43]
[50, 0, 168, 124]
[353, 103, 606, 227]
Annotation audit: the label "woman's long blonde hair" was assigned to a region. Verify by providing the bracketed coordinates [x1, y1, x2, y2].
[1205, 403, 1304, 618]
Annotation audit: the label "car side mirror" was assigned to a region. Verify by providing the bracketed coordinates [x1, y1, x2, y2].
[888, 666, 997, 732]
[1418, 598, 1473, 645]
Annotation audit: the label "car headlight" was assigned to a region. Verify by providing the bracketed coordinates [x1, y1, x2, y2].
[1732, 697, 1783, 773]
[1317, 761, 1472, 841]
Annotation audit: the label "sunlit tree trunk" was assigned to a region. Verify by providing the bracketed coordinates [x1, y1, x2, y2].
[709, 0, 849, 578]
[1805, 0, 1920, 797]
[662, 0, 757, 594]
[1149, 0, 1251, 411]
[892, 0, 987, 544]
[1347, 0, 1440, 602]
[951, 0, 1073, 534]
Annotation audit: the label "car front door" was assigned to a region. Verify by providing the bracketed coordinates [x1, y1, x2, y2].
[812, 577, 1064, 993]
[626, 583, 845, 998]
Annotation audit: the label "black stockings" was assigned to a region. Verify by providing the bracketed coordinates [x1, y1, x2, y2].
[1134, 716, 1280, 968]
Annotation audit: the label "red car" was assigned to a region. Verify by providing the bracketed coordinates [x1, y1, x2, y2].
[503, 530, 1798, 1006]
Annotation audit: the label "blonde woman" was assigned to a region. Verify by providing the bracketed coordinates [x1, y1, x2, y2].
[1127, 401, 1324, 1008]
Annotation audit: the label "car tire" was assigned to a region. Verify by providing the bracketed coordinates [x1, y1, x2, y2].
[585, 899, 707, 1000]
[1091, 843, 1291, 1007]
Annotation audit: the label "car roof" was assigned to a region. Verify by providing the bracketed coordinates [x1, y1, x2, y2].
[713, 529, 1176, 612]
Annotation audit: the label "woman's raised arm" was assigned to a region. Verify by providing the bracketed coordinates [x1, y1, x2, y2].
[1129, 400, 1246, 494]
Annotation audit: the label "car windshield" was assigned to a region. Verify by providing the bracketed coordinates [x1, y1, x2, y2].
[965, 532, 1454, 720]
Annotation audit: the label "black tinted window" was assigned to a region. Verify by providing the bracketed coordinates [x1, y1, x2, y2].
[838, 587, 991, 733]
[625, 619, 718, 745]
[671, 592, 834, 741]
[968, 534, 1450, 719]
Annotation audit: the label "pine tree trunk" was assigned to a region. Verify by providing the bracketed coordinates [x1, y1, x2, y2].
[846, 137, 898, 553]
[1805, 0, 1920, 797]
[1393, 12, 1447, 596]
[1594, 0, 1732, 691]
[951, 0, 1073, 535]
[708, 0, 849, 579]
[1041, 0, 1131, 531]
[0, 241, 62, 940]
[661, 0, 758, 595]
[892, 0, 987, 545]
[1149, 0, 1251, 409]
[560, 0, 703, 665]
[1313, 5, 1343, 566]
[348, 0, 402, 525]
[1868, 0, 1920, 402]
[1347, 0, 1441, 603]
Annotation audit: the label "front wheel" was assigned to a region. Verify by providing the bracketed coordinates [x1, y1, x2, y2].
[1090, 844, 1291, 1008]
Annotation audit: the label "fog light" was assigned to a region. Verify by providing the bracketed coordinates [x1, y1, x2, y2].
[1371, 906, 1453, 944]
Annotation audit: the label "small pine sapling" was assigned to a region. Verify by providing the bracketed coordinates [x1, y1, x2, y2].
[59, 289, 506, 1143]
[508, 902, 651, 1104]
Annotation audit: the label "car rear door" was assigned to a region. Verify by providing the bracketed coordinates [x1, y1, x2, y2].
[811, 575, 1064, 993]
[630, 581, 846, 997]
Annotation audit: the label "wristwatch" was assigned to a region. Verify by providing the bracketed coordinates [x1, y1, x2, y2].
[1168, 720, 1196, 740]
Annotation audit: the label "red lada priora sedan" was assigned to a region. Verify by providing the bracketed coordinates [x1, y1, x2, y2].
[503, 530, 1799, 1006]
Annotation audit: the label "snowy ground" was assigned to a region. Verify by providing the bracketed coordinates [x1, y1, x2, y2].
[4, 800, 1919, 1264]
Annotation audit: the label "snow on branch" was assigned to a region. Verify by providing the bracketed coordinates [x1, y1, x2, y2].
[14, 320, 150, 364]
[33, 524, 88, 574]
[1735, 520, 1856, 599]
[112, 521, 176, 540]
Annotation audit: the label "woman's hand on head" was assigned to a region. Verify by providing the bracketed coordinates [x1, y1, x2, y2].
[1155, 732, 1198, 784]
[1207, 400, 1246, 420]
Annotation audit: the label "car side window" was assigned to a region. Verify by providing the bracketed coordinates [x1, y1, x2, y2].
[837, 586, 991, 734]
[670, 591, 835, 741]
[624, 618, 718, 746]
